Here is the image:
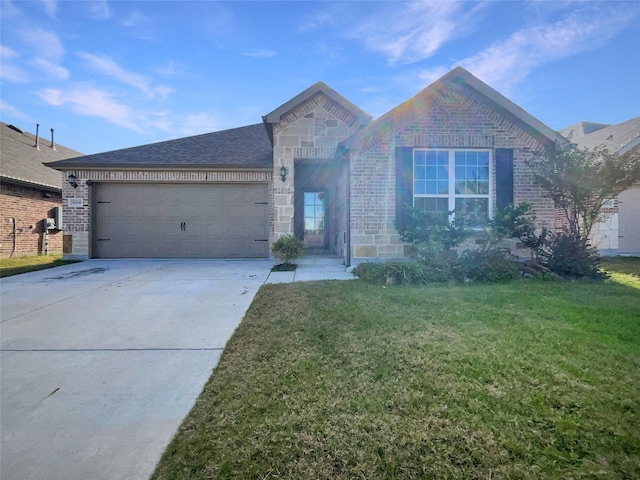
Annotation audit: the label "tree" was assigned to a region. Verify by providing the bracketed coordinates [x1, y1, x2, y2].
[528, 144, 640, 241]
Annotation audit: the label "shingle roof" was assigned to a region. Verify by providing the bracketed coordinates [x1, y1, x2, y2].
[47, 123, 273, 170]
[558, 121, 611, 141]
[566, 116, 640, 154]
[343, 67, 570, 152]
[1, 122, 83, 191]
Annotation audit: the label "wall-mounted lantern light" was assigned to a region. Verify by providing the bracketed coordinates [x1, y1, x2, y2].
[280, 166, 287, 182]
[67, 173, 78, 188]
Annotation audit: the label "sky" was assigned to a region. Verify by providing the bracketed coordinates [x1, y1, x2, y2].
[1, 0, 639, 155]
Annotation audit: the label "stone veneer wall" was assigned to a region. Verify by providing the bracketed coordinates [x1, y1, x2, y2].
[61, 169, 272, 259]
[349, 85, 555, 263]
[271, 93, 363, 245]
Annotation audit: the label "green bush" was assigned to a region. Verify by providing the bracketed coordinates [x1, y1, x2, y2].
[490, 202, 547, 250]
[452, 248, 521, 283]
[398, 206, 471, 250]
[351, 263, 387, 283]
[353, 248, 522, 286]
[271, 235, 307, 265]
[535, 231, 607, 280]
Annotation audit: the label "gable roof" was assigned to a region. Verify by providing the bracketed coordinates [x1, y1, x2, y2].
[1, 122, 83, 191]
[262, 81, 371, 145]
[558, 121, 611, 141]
[343, 66, 569, 152]
[564, 116, 640, 155]
[47, 123, 273, 170]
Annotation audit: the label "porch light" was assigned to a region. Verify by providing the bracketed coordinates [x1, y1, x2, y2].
[67, 173, 78, 188]
[280, 166, 287, 182]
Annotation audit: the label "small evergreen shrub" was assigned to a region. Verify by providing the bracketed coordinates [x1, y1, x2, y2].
[352, 263, 387, 283]
[398, 206, 471, 250]
[535, 231, 607, 279]
[491, 202, 548, 251]
[452, 248, 521, 283]
[271, 234, 307, 265]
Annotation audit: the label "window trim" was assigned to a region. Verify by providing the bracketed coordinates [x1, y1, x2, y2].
[412, 148, 493, 226]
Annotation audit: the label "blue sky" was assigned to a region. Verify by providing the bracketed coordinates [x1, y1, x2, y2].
[1, 0, 639, 155]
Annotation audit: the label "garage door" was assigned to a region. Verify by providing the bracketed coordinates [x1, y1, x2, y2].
[94, 183, 269, 258]
[618, 185, 640, 254]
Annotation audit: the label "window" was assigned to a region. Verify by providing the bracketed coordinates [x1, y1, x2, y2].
[304, 192, 325, 232]
[413, 149, 491, 227]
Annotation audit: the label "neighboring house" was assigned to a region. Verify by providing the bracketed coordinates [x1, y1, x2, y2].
[560, 117, 640, 255]
[49, 67, 574, 263]
[0, 123, 83, 258]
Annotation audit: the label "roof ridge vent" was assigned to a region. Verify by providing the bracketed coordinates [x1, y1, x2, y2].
[7, 124, 24, 134]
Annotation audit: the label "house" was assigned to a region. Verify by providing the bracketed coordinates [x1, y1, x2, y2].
[560, 116, 640, 255]
[48, 67, 575, 263]
[0, 123, 83, 258]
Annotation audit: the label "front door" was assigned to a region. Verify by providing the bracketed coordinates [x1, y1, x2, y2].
[304, 191, 325, 247]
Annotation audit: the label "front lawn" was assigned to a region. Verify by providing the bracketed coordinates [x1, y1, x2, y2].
[0, 254, 78, 278]
[153, 271, 640, 479]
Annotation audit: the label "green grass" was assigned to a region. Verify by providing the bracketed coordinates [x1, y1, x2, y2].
[601, 257, 640, 288]
[152, 262, 640, 480]
[0, 254, 78, 278]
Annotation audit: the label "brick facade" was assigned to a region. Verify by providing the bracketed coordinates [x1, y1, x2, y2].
[348, 84, 554, 263]
[60, 169, 272, 259]
[0, 182, 63, 258]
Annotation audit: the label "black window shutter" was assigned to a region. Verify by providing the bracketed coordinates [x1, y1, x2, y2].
[395, 147, 413, 230]
[495, 148, 514, 213]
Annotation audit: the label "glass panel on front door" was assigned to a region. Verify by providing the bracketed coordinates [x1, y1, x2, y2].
[304, 192, 325, 247]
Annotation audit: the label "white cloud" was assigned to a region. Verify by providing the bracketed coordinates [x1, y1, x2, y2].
[77, 52, 154, 96]
[241, 49, 277, 58]
[418, 5, 637, 95]
[0, 100, 28, 119]
[353, 1, 462, 65]
[300, 1, 486, 66]
[31, 57, 70, 80]
[20, 27, 65, 61]
[1, 45, 19, 59]
[0, 63, 29, 83]
[39, 0, 57, 18]
[155, 85, 173, 100]
[84, 0, 111, 20]
[37, 86, 142, 132]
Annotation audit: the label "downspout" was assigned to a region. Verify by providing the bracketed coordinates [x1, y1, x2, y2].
[11, 218, 17, 258]
[346, 155, 351, 268]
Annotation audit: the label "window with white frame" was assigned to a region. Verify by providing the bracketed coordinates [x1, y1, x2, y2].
[413, 149, 492, 227]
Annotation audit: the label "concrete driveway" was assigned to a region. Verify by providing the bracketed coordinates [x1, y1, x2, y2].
[0, 259, 271, 480]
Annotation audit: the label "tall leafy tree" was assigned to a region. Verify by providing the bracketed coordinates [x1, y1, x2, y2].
[528, 144, 640, 241]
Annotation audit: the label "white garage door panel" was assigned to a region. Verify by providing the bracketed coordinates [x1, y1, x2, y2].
[95, 183, 269, 258]
[619, 186, 640, 254]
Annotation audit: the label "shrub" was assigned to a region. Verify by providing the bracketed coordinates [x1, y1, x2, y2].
[535, 231, 607, 280]
[398, 206, 471, 250]
[452, 248, 521, 283]
[352, 261, 451, 285]
[351, 263, 387, 283]
[491, 202, 547, 251]
[271, 235, 307, 265]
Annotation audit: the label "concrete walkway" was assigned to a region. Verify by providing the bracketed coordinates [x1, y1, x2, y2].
[0, 259, 271, 480]
[265, 255, 354, 283]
